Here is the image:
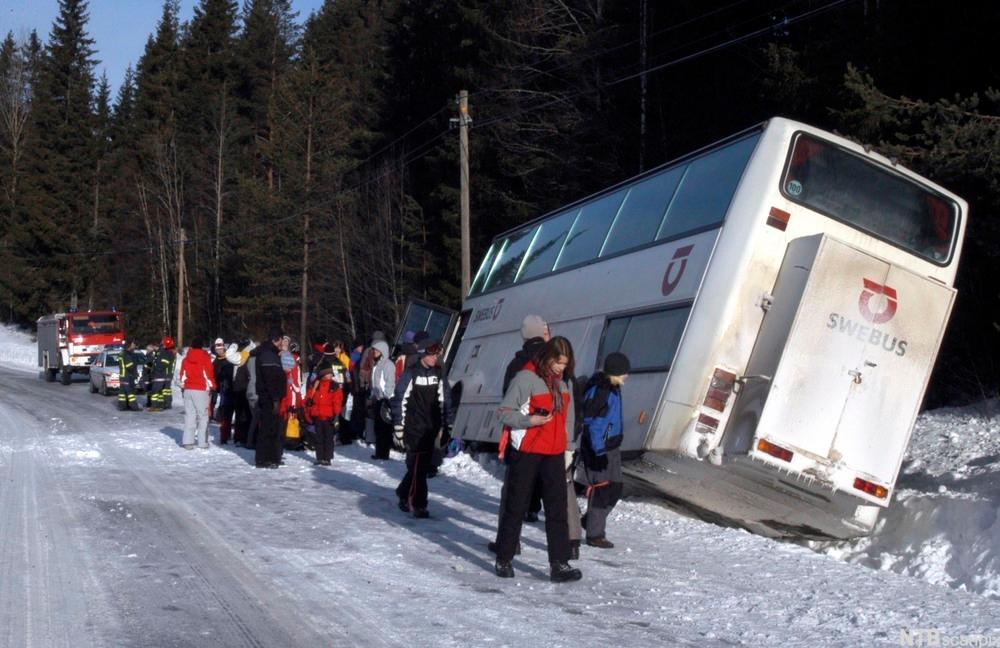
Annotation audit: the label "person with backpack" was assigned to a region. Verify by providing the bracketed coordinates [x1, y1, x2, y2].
[493, 336, 582, 583]
[391, 339, 453, 518]
[305, 366, 345, 466]
[578, 352, 630, 548]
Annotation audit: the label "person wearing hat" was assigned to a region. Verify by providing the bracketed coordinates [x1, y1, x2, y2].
[211, 338, 236, 443]
[146, 336, 177, 410]
[305, 365, 345, 466]
[116, 340, 142, 411]
[578, 351, 631, 548]
[391, 338, 454, 517]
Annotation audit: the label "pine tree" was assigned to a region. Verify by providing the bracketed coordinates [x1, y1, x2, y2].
[14, 0, 97, 317]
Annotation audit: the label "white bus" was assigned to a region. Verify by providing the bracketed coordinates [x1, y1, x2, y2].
[401, 117, 966, 539]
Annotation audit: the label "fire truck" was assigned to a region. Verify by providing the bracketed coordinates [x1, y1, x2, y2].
[37, 309, 125, 385]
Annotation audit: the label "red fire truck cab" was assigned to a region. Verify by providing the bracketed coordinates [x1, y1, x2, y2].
[37, 309, 125, 385]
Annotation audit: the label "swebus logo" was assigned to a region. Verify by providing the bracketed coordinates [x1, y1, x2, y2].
[662, 245, 694, 296]
[825, 278, 908, 357]
[472, 298, 504, 323]
[859, 278, 898, 324]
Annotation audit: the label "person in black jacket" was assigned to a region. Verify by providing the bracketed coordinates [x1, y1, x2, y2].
[391, 339, 454, 518]
[254, 328, 288, 469]
[212, 338, 235, 444]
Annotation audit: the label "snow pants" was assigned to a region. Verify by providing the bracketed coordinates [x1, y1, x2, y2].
[372, 399, 393, 459]
[232, 391, 250, 444]
[495, 456, 580, 546]
[118, 377, 139, 411]
[182, 389, 212, 447]
[581, 448, 623, 540]
[314, 419, 336, 463]
[396, 449, 432, 511]
[495, 448, 571, 564]
[254, 404, 284, 466]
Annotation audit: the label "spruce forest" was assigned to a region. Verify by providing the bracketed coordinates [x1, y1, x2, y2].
[1, 0, 998, 405]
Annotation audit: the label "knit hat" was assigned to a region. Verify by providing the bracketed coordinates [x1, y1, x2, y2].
[412, 330, 430, 345]
[520, 314, 547, 341]
[603, 352, 631, 377]
[403, 330, 416, 344]
[323, 342, 336, 355]
[417, 338, 442, 355]
[268, 326, 284, 342]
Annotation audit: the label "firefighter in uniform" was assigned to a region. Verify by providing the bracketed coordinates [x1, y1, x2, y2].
[147, 336, 177, 410]
[117, 340, 141, 411]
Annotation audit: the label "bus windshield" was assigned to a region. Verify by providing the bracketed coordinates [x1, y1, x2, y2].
[70, 313, 122, 333]
[782, 133, 957, 264]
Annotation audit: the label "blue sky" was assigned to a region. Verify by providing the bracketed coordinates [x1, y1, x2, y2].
[4, 0, 326, 94]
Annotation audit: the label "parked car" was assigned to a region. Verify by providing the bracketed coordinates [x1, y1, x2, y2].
[88, 348, 121, 396]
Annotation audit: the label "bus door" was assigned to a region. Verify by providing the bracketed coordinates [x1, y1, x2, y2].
[394, 299, 460, 358]
[729, 234, 954, 500]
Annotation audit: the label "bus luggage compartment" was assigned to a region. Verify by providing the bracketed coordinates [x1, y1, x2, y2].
[722, 233, 955, 507]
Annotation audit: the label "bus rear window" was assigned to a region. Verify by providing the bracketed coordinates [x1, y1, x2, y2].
[782, 134, 957, 264]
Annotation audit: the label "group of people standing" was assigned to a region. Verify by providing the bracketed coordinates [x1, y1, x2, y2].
[490, 314, 630, 583]
[113, 337, 177, 412]
[122, 313, 627, 585]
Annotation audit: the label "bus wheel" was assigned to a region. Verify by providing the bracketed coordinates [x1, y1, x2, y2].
[60, 367, 72, 385]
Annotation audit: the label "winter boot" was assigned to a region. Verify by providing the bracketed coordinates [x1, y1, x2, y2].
[488, 541, 521, 556]
[586, 537, 615, 549]
[495, 560, 514, 578]
[398, 498, 411, 513]
[412, 508, 430, 519]
[549, 562, 582, 583]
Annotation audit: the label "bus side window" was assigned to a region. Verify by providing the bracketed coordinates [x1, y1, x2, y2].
[657, 134, 759, 241]
[555, 189, 626, 270]
[601, 166, 684, 257]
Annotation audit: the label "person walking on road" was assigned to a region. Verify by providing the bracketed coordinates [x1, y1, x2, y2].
[179, 337, 217, 449]
[493, 336, 582, 583]
[391, 339, 453, 518]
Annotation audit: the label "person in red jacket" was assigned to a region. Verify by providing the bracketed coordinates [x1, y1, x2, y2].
[180, 336, 218, 449]
[493, 336, 582, 583]
[305, 367, 345, 465]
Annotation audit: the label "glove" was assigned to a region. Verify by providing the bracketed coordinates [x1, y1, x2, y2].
[588, 452, 608, 472]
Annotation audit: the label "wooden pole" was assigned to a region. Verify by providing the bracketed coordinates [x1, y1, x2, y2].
[176, 228, 186, 347]
[459, 90, 471, 298]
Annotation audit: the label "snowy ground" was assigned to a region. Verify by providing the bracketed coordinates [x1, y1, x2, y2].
[2, 323, 1000, 646]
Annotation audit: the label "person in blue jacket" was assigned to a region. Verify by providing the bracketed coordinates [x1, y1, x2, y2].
[578, 352, 630, 548]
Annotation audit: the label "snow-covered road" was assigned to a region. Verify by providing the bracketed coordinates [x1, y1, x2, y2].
[1, 340, 999, 646]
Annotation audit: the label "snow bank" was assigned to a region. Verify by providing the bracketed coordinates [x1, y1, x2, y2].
[815, 401, 1000, 598]
[0, 323, 36, 368]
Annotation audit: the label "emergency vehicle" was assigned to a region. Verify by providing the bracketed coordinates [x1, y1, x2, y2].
[37, 309, 125, 385]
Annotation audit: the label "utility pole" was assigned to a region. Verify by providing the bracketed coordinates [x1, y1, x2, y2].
[639, 0, 648, 172]
[176, 228, 186, 347]
[454, 90, 472, 297]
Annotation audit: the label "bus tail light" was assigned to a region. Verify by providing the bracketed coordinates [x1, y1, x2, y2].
[853, 477, 888, 499]
[757, 439, 794, 462]
[767, 206, 790, 231]
[696, 413, 719, 433]
[703, 368, 736, 412]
